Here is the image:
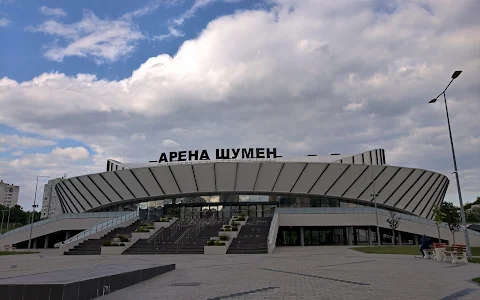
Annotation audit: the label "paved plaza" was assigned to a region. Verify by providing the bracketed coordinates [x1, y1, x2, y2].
[1, 247, 480, 300]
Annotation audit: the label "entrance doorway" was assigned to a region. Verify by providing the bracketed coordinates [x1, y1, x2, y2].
[164, 203, 277, 220]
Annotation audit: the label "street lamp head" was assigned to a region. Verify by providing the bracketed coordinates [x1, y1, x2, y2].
[451, 70, 462, 79]
[429, 98, 437, 103]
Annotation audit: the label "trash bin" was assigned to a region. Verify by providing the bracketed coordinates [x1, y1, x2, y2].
[435, 248, 444, 262]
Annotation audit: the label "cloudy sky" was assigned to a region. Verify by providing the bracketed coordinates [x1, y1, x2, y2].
[0, 0, 479, 210]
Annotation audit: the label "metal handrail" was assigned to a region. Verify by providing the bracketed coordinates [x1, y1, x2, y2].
[175, 228, 191, 252]
[0, 211, 127, 239]
[61, 211, 139, 245]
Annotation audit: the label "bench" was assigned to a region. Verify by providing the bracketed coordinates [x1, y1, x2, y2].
[423, 243, 446, 259]
[443, 244, 468, 264]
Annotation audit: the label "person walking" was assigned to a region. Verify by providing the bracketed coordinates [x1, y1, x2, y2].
[419, 234, 433, 257]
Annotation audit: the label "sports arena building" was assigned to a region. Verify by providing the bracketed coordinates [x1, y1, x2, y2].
[1, 148, 479, 254]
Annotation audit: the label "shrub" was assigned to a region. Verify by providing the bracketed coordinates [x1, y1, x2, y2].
[236, 217, 246, 221]
[232, 227, 238, 231]
[160, 218, 168, 222]
[225, 228, 232, 232]
[146, 225, 155, 229]
[103, 241, 112, 246]
[119, 236, 129, 242]
[119, 243, 125, 246]
[225, 225, 231, 228]
[111, 243, 119, 246]
[207, 240, 215, 246]
[214, 241, 226, 246]
[219, 235, 230, 241]
[231, 222, 239, 226]
[136, 227, 150, 232]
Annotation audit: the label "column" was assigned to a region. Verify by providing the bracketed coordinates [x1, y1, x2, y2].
[368, 226, 373, 246]
[347, 227, 353, 246]
[397, 231, 402, 246]
[300, 227, 304, 246]
[33, 238, 37, 249]
[65, 231, 71, 240]
[44, 235, 49, 249]
[413, 234, 418, 245]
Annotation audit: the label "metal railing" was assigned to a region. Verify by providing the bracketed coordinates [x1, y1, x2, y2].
[175, 228, 191, 252]
[267, 212, 279, 245]
[61, 211, 139, 246]
[275, 207, 480, 236]
[0, 211, 127, 239]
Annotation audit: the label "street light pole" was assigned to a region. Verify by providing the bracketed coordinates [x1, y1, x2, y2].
[27, 175, 50, 252]
[368, 162, 381, 246]
[429, 70, 471, 260]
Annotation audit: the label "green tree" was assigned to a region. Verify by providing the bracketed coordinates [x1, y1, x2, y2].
[386, 211, 401, 246]
[432, 205, 447, 242]
[464, 196, 480, 210]
[441, 202, 461, 244]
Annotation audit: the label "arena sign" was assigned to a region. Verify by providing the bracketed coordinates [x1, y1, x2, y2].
[150, 148, 281, 163]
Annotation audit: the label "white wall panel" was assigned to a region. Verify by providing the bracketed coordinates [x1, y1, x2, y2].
[383, 169, 425, 207]
[69, 177, 100, 207]
[170, 165, 197, 193]
[404, 173, 440, 212]
[418, 178, 448, 217]
[363, 152, 371, 164]
[235, 163, 261, 191]
[353, 154, 363, 164]
[273, 163, 306, 193]
[371, 150, 378, 165]
[102, 172, 134, 200]
[374, 168, 414, 204]
[358, 167, 400, 201]
[78, 176, 110, 206]
[150, 167, 180, 195]
[327, 164, 367, 197]
[412, 177, 446, 215]
[291, 163, 328, 193]
[63, 180, 91, 210]
[254, 163, 283, 192]
[55, 185, 77, 213]
[342, 156, 353, 164]
[192, 164, 215, 192]
[116, 169, 149, 198]
[89, 174, 122, 202]
[343, 166, 384, 199]
[215, 163, 237, 192]
[394, 171, 431, 210]
[131, 168, 164, 196]
[422, 182, 448, 218]
[57, 182, 81, 212]
[310, 164, 348, 195]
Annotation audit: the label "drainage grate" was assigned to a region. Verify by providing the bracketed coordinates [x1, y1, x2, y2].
[170, 282, 202, 287]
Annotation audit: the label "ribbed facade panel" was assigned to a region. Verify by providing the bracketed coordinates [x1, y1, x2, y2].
[170, 165, 197, 194]
[272, 163, 306, 193]
[290, 163, 328, 193]
[131, 169, 164, 196]
[193, 164, 215, 192]
[215, 163, 236, 192]
[254, 163, 284, 192]
[235, 163, 261, 191]
[60, 159, 449, 219]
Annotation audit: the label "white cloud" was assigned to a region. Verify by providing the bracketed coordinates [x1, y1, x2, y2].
[11, 150, 23, 156]
[1, 0, 480, 208]
[51, 146, 90, 160]
[0, 134, 56, 151]
[162, 139, 180, 148]
[173, 0, 240, 25]
[27, 11, 144, 63]
[0, 17, 10, 27]
[39, 6, 67, 17]
[131, 133, 146, 141]
[153, 26, 185, 41]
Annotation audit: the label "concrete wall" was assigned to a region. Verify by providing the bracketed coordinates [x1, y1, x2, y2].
[277, 213, 480, 246]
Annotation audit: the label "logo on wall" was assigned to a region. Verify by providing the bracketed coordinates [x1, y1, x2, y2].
[150, 148, 281, 163]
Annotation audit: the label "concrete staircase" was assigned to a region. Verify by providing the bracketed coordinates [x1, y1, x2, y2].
[64, 220, 142, 255]
[227, 217, 272, 254]
[125, 218, 228, 254]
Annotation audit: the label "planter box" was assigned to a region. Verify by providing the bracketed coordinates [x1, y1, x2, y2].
[209, 238, 232, 247]
[218, 231, 239, 239]
[132, 232, 151, 240]
[204, 245, 228, 255]
[154, 218, 177, 230]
